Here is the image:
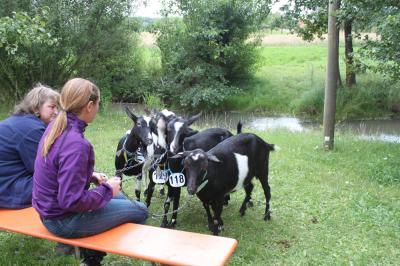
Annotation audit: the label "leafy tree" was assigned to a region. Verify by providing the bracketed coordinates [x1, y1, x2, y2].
[282, 0, 400, 87]
[0, 9, 57, 101]
[1, 0, 150, 103]
[153, 0, 272, 110]
[357, 1, 400, 79]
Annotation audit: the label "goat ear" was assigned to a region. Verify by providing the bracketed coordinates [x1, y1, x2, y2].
[207, 154, 221, 163]
[125, 107, 137, 123]
[186, 111, 202, 126]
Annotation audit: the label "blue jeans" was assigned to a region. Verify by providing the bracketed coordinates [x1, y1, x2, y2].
[42, 193, 148, 238]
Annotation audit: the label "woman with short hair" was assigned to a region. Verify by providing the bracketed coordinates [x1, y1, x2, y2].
[0, 84, 59, 208]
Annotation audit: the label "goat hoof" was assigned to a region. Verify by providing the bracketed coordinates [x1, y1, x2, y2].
[223, 195, 230, 206]
[208, 224, 214, 231]
[160, 221, 168, 228]
[239, 208, 246, 216]
[168, 222, 177, 228]
[264, 212, 271, 221]
[212, 226, 221, 236]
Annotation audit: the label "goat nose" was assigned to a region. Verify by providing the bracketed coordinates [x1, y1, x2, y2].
[146, 138, 153, 145]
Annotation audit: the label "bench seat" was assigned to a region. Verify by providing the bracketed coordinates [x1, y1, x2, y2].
[0, 207, 237, 265]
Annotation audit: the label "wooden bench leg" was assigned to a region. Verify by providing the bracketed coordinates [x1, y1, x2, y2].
[74, 246, 81, 260]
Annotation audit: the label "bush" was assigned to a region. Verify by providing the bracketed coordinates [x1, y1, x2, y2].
[152, 0, 270, 110]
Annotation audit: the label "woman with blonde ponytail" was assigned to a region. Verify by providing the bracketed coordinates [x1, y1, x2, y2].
[32, 78, 148, 266]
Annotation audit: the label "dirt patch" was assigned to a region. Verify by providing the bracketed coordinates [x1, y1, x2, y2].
[139, 32, 157, 47]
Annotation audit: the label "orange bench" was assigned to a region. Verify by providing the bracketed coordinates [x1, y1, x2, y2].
[0, 207, 237, 265]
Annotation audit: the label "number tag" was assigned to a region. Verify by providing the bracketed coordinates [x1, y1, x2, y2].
[152, 170, 168, 184]
[169, 173, 186, 187]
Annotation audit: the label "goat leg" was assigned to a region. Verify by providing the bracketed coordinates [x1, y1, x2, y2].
[161, 187, 174, 228]
[211, 201, 224, 236]
[145, 171, 156, 207]
[168, 187, 181, 228]
[239, 182, 254, 216]
[135, 175, 142, 201]
[259, 174, 272, 221]
[223, 194, 230, 206]
[202, 202, 214, 232]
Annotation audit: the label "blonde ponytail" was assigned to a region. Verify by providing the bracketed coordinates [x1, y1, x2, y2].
[41, 111, 67, 157]
[41, 78, 99, 157]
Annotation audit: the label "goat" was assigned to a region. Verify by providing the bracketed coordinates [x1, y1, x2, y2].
[152, 122, 242, 228]
[115, 107, 156, 200]
[173, 133, 275, 235]
[144, 110, 201, 207]
[155, 109, 177, 150]
[167, 112, 202, 154]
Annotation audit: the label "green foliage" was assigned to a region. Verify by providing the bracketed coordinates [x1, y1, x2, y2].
[291, 86, 325, 117]
[143, 92, 165, 110]
[153, 0, 272, 110]
[0, 9, 57, 100]
[282, 0, 400, 81]
[0, 0, 153, 104]
[360, 11, 400, 79]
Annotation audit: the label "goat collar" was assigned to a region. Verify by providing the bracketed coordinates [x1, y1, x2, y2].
[120, 137, 146, 164]
[196, 171, 208, 194]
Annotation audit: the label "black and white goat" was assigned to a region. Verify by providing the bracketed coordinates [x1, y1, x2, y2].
[152, 121, 242, 228]
[115, 107, 156, 200]
[173, 133, 275, 235]
[144, 110, 202, 208]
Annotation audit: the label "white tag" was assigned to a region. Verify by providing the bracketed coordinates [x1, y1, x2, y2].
[169, 173, 186, 187]
[152, 170, 168, 184]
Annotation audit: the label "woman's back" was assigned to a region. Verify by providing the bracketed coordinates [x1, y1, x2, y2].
[0, 114, 45, 208]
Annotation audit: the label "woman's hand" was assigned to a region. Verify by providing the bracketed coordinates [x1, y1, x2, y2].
[92, 172, 108, 185]
[106, 177, 121, 197]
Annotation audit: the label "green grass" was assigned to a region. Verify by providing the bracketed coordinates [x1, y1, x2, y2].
[225, 45, 329, 115]
[224, 44, 400, 120]
[1, 110, 399, 265]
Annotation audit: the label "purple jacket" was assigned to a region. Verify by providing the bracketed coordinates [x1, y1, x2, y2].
[32, 112, 112, 219]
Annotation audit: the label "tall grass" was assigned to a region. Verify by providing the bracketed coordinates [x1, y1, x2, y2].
[1, 110, 399, 265]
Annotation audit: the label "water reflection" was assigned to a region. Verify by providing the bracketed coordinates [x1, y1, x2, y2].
[249, 117, 305, 132]
[358, 134, 400, 143]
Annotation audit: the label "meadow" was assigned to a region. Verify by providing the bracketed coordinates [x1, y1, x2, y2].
[224, 42, 400, 121]
[1, 109, 399, 265]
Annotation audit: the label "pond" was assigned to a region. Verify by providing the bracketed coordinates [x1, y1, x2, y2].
[110, 103, 400, 143]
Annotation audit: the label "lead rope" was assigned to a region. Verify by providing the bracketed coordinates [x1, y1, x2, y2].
[98, 150, 195, 221]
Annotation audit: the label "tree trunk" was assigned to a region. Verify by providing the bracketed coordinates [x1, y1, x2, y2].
[323, 0, 340, 150]
[344, 20, 356, 87]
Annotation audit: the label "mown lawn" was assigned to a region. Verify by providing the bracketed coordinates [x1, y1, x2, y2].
[1, 110, 399, 265]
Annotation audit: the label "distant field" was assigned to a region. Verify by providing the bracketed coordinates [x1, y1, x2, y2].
[139, 31, 378, 47]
